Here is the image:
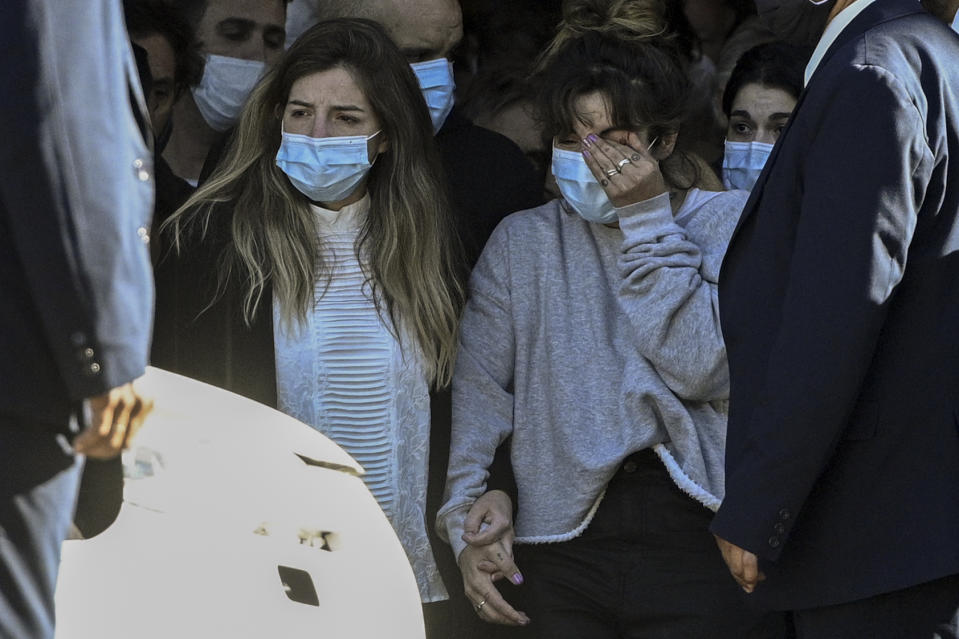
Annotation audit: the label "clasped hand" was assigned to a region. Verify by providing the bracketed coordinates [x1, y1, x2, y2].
[714, 534, 766, 593]
[457, 490, 530, 626]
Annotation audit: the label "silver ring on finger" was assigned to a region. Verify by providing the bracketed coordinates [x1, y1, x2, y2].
[600, 178, 609, 187]
[604, 168, 619, 177]
[630, 153, 641, 162]
[474, 597, 487, 612]
[616, 157, 631, 170]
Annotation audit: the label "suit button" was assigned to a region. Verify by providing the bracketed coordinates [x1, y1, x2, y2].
[84, 362, 101, 376]
[774, 523, 785, 534]
[623, 460, 638, 473]
[778, 509, 791, 521]
[134, 159, 150, 181]
[81, 347, 95, 360]
[768, 536, 781, 549]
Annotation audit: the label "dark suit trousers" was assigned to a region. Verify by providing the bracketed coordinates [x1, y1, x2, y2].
[793, 573, 959, 639]
[515, 449, 787, 639]
[0, 422, 81, 639]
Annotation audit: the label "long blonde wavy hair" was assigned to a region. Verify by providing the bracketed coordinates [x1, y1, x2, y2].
[163, 18, 465, 387]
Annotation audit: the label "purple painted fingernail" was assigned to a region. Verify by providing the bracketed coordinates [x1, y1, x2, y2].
[587, 134, 599, 143]
[582, 149, 591, 159]
[511, 572, 524, 585]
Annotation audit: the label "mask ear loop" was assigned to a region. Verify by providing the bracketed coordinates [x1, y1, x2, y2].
[366, 129, 384, 167]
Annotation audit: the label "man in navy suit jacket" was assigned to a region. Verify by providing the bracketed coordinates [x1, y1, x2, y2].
[0, 1, 155, 636]
[711, 0, 959, 635]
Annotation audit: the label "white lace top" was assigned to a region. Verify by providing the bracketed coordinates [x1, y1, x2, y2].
[273, 195, 447, 602]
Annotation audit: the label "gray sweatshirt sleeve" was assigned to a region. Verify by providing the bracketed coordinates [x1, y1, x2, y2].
[616, 191, 739, 401]
[436, 222, 517, 561]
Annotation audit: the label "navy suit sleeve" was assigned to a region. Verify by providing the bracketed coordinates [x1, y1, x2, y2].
[0, 0, 154, 406]
[711, 63, 934, 560]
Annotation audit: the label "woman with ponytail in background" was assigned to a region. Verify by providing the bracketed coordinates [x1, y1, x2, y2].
[157, 18, 464, 607]
[438, 1, 786, 636]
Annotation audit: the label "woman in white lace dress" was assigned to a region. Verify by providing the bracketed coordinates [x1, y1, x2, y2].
[159, 18, 463, 605]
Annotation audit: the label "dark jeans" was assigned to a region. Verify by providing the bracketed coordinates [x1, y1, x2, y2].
[0, 423, 81, 639]
[792, 573, 959, 639]
[515, 448, 788, 639]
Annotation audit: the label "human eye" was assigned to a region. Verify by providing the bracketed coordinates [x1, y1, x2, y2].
[554, 133, 579, 149]
[264, 27, 285, 50]
[217, 19, 253, 42]
[402, 48, 435, 63]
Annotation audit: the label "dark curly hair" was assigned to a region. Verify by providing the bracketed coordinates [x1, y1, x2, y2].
[721, 42, 807, 118]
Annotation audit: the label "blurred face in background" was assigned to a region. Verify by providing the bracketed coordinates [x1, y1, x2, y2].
[380, 0, 463, 62]
[722, 82, 797, 191]
[196, 0, 287, 64]
[726, 83, 796, 145]
[132, 32, 177, 134]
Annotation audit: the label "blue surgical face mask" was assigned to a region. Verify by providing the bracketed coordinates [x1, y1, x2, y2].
[722, 140, 774, 192]
[410, 58, 455, 133]
[551, 147, 618, 224]
[275, 127, 382, 203]
[191, 54, 266, 132]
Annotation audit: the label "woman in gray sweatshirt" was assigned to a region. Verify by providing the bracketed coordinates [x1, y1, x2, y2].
[436, 2, 787, 638]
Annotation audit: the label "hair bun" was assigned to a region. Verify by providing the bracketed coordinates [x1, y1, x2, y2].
[562, 0, 611, 32]
[560, 0, 668, 40]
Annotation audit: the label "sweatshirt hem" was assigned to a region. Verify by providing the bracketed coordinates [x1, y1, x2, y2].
[653, 443, 721, 511]
[514, 488, 607, 545]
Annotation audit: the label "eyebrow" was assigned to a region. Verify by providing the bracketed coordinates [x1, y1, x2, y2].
[263, 25, 286, 39]
[731, 110, 792, 121]
[217, 17, 254, 31]
[286, 100, 365, 112]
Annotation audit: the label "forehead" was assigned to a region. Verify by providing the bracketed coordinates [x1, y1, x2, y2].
[381, 0, 463, 55]
[566, 91, 615, 133]
[730, 83, 797, 117]
[198, 0, 286, 30]
[288, 67, 370, 106]
[133, 33, 176, 80]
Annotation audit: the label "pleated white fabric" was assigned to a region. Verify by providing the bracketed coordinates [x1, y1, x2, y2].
[273, 195, 447, 602]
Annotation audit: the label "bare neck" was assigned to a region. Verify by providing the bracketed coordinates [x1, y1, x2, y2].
[826, 0, 860, 25]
